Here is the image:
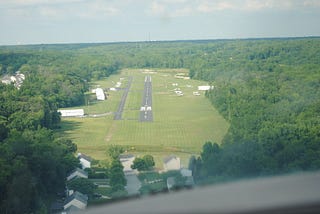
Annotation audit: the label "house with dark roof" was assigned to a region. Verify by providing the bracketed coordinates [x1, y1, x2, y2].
[63, 191, 88, 210]
[163, 155, 181, 171]
[67, 168, 88, 181]
[77, 153, 92, 169]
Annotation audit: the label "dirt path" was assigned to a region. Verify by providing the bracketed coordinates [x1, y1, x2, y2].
[105, 121, 117, 142]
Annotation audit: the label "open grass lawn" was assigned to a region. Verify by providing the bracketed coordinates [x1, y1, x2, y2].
[59, 69, 229, 168]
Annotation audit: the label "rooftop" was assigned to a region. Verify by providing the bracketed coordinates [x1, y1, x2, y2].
[78, 153, 92, 162]
[64, 191, 88, 206]
[68, 168, 88, 177]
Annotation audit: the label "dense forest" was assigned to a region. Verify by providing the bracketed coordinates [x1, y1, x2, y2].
[1, 37, 320, 212]
[189, 38, 320, 182]
[0, 83, 79, 213]
[0, 45, 120, 213]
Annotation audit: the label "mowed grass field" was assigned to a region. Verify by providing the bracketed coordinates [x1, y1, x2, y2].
[60, 69, 229, 168]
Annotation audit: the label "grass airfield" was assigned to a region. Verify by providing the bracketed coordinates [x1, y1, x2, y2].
[60, 69, 229, 168]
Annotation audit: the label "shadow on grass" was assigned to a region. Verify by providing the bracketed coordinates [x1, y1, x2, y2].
[55, 119, 82, 138]
[122, 144, 196, 155]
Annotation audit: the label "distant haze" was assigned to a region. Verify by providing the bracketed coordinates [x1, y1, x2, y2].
[0, 0, 320, 45]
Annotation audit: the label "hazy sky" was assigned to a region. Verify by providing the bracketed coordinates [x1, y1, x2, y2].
[1, 0, 320, 45]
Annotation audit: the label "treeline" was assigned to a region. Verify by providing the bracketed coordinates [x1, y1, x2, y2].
[0, 83, 79, 213]
[189, 38, 320, 183]
[0, 45, 122, 213]
[0, 49, 120, 107]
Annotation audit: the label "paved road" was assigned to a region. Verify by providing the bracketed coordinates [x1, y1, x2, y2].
[140, 75, 153, 122]
[125, 173, 141, 196]
[114, 76, 133, 120]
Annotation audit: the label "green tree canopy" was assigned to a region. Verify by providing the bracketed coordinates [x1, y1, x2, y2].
[107, 145, 124, 160]
[67, 178, 96, 198]
[131, 155, 155, 171]
[109, 160, 126, 192]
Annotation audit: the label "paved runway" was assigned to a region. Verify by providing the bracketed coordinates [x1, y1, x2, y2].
[114, 76, 133, 120]
[140, 75, 153, 122]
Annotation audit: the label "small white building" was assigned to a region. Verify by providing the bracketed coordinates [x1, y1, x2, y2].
[66, 168, 88, 181]
[77, 153, 92, 169]
[95, 88, 105, 100]
[198, 85, 214, 91]
[163, 155, 181, 171]
[63, 191, 88, 210]
[1, 72, 25, 89]
[16, 72, 25, 80]
[58, 109, 84, 117]
[1, 75, 12, 85]
[10, 76, 17, 82]
[119, 154, 135, 172]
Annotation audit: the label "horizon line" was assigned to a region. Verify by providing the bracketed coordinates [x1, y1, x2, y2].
[1, 35, 319, 47]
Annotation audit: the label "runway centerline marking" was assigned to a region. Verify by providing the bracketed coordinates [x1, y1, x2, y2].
[140, 75, 153, 122]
